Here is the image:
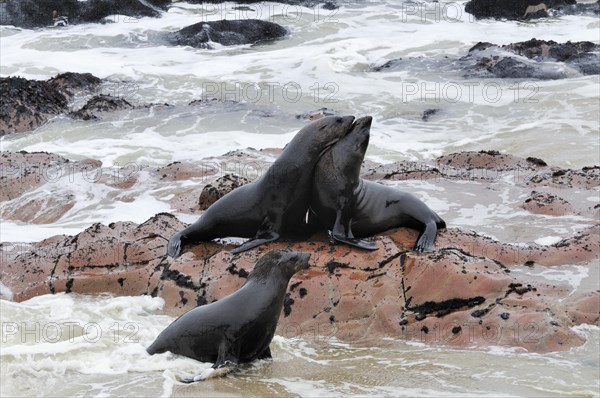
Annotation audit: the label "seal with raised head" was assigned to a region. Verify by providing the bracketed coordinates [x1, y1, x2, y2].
[167, 116, 356, 257]
[310, 116, 446, 252]
[146, 250, 311, 382]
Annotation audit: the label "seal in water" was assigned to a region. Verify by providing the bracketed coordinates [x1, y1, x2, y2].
[167, 115, 356, 257]
[310, 116, 446, 252]
[146, 250, 311, 382]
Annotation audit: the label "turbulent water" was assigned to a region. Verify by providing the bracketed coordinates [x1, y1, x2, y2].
[1, 294, 599, 397]
[1, 1, 599, 397]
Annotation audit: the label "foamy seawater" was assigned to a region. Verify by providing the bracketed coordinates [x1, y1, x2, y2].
[1, 1, 599, 396]
[1, 294, 598, 397]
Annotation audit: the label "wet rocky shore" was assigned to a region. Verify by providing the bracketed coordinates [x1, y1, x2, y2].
[1, 149, 598, 354]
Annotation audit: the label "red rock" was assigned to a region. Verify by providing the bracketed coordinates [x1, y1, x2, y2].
[436, 225, 599, 267]
[2, 213, 597, 354]
[522, 191, 576, 216]
[563, 292, 600, 326]
[437, 150, 542, 171]
[155, 161, 217, 182]
[1, 193, 75, 224]
[526, 166, 600, 189]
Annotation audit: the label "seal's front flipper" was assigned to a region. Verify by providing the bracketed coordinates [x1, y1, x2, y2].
[414, 221, 437, 253]
[167, 231, 184, 258]
[257, 346, 272, 360]
[231, 231, 280, 254]
[180, 361, 236, 383]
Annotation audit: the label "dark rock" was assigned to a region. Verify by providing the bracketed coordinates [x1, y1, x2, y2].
[371, 59, 403, 72]
[487, 57, 540, 79]
[465, 0, 576, 20]
[0, 77, 68, 135]
[184, 0, 337, 7]
[553, 0, 600, 16]
[527, 157, 547, 167]
[168, 20, 287, 49]
[422, 109, 440, 122]
[70, 94, 135, 120]
[296, 108, 338, 121]
[48, 72, 101, 100]
[1, 0, 166, 29]
[462, 39, 598, 79]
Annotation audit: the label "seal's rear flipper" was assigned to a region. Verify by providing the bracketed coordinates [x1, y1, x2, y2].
[331, 210, 378, 251]
[231, 231, 280, 254]
[167, 232, 183, 258]
[333, 235, 378, 251]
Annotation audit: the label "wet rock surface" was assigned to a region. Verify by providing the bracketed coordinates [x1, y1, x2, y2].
[463, 0, 595, 20]
[1, 73, 170, 132]
[1, 213, 597, 353]
[371, 39, 599, 79]
[462, 39, 600, 78]
[47, 72, 102, 100]
[1, 73, 102, 134]
[168, 20, 287, 49]
[0, 0, 168, 29]
[69, 95, 136, 120]
[1, 148, 598, 353]
[0, 77, 68, 135]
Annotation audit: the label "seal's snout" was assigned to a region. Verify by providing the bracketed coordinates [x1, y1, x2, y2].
[288, 251, 311, 272]
[296, 252, 311, 265]
[353, 116, 373, 129]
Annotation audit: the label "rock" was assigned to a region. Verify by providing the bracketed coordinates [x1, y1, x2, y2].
[526, 166, 600, 189]
[70, 94, 136, 120]
[198, 174, 250, 210]
[155, 161, 217, 182]
[0, 151, 102, 202]
[1, 193, 76, 224]
[464, 0, 576, 20]
[0, 77, 68, 135]
[372, 40, 599, 80]
[522, 191, 575, 216]
[421, 109, 440, 121]
[296, 108, 339, 121]
[553, 0, 600, 16]
[463, 39, 599, 78]
[362, 161, 443, 182]
[47, 72, 101, 100]
[1, 212, 598, 353]
[0, 0, 166, 29]
[184, 0, 338, 7]
[562, 292, 600, 326]
[1, 73, 102, 134]
[434, 225, 600, 267]
[168, 20, 287, 48]
[437, 150, 541, 172]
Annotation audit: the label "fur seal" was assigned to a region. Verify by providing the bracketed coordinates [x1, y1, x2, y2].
[146, 250, 311, 382]
[167, 116, 356, 257]
[309, 116, 378, 250]
[310, 116, 446, 252]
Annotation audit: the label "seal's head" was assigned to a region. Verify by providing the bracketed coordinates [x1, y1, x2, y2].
[290, 115, 356, 156]
[249, 250, 311, 283]
[328, 116, 372, 179]
[345, 116, 372, 156]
